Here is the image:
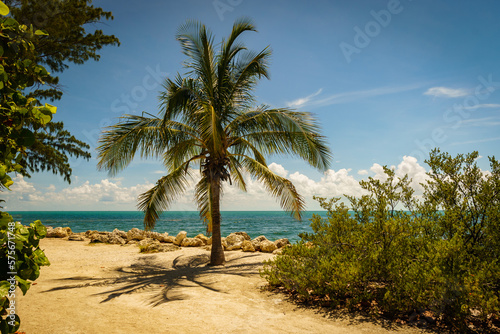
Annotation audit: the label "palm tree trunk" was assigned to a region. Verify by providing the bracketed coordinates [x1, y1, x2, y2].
[209, 177, 225, 265]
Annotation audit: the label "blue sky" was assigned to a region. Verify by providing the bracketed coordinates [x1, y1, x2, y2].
[5, 0, 500, 211]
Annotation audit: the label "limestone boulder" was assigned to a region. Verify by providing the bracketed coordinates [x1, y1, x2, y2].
[138, 238, 158, 248]
[181, 237, 204, 247]
[226, 233, 245, 250]
[260, 240, 278, 253]
[108, 234, 126, 245]
[111, 228, 127, 239]
[251, 235, 269, 251]
[89, 233, 110, 243]
[234, 231, 251, 241]
[163, 235, 176, 243]
[195, 234, 209, 245]
[85, 230, 98, 238]
[47, 227, 69, 238]
[154, 232, 170, 243]
[173, 231, 187, 246]
[242, 240, 256, 252]
[274, 238, 290, 249]
[139, 239, 180, 253]
[127, 228, 145, 241]
[68, 235, 85, 241]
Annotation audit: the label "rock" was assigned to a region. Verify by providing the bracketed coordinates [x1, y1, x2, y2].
[111, 228, 127, 239]
[163, 235, 176, 243]
[138, 238, 159, 247]
[174, 231, 187, 246]
[154, 232, 170, 243]
[226, 233, 245, 250]
[181, 238, 204, 247]
[68, 235, 85, 241]
[234, 231, 251, 241]
[85, 230, 98, 238]
[139, 241, 180, 253]
[251, 235, 268, 251]
[260, 240, 277, 253]
[195, 234, 209, 245]
[108, 234, 126, 245]
[126, 228, 145, 241]
[206, 237, 212, 245]
[47, 227, 69, 238]
[242, 240, 256, 252]
[274, 238, 290, 248]
[89, 233, 110, 243]
[273, 248, 283, 255]
[63, 227, 73, 235]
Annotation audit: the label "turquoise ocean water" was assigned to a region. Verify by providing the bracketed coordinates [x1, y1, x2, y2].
[9, 211, 327, 242]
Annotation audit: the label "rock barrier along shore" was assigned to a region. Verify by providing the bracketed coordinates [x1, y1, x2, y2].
[45, 226, 291, 254]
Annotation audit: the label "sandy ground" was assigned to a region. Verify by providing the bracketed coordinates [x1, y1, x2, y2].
[17, 238, 427, 334]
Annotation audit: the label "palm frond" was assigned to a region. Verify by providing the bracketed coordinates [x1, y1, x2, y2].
[138, 165, 193, 230]
[195, 176, 213, 233]
[243, 156, 305, 219]
[228, 107, 331, 171]
[97, 115, 197, 176]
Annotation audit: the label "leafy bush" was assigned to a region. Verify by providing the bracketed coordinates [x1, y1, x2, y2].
[0, 213, 50, 333]
[262, 149, 500, 330]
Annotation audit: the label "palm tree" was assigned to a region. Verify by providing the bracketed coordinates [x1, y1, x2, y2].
[97, 18, 331, 265]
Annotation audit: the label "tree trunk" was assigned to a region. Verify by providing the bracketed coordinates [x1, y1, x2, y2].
[209, 177, 225, 265]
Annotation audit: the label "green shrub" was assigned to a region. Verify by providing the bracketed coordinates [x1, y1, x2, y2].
[0, 213, 50, 333]
[262, 150, 500, 330]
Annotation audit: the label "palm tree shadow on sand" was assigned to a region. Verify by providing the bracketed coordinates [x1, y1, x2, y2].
[44, 252, 265, 307]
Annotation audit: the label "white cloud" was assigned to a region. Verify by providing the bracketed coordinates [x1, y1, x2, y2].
[285, 84, 422, 110]
[286, 88, 323, 108]
[463, 103, 500, 110]
[460, 117, 500, 127]
[424, 86, 469, 98]
[1, 157, 460, 211]
[268, 162, 289, 177]
[312, 84, 422, 107]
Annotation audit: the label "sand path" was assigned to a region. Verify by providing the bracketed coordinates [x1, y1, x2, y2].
[17, 239, 426, 333]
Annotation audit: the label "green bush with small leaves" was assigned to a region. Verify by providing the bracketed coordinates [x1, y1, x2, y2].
[262, 149, 500, 330]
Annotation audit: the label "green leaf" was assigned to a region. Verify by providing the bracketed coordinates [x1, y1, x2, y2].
[16, 224, 29, 242]
[32, 220, 47, 238]
[33, 248, 50, 266]
[0, 282, 10, 298]
[18, 128, 35, 147]
[44, 103, 57, 114]
[0, 1, 9, 16]
[1, 175, 13, 189]
[34, 29, 49, 36]
[15, 276, 31, 295]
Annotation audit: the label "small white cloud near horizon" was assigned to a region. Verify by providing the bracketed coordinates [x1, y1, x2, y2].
[357, 169, 369, 175]
[424, 86, 470, 98]
[286, 88, 323, 108]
